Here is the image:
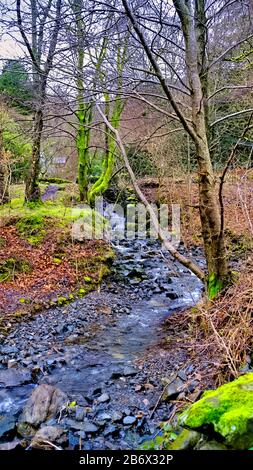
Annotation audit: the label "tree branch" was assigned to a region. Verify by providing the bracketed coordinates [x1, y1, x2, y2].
[96, 103, 205, 282]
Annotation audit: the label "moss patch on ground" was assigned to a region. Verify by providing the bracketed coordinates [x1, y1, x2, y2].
[0, 257, 31, 282]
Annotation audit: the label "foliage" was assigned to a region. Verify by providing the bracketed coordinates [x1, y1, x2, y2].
[126, 145, 156, 178]
[0, 59, 34, 113]
[0, 257, 31, 282]
[0, 104, 31, 182]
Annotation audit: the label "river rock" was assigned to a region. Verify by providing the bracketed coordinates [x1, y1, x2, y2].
[111, 411, 123, 423]
[97, 393, 110, 403]
[180, 373, 253, 449]
[169, 429, 201, 450]
[162, 377, 185, 400]
[0, 439, 21, 450]
[0, 414, 16, 439]
[18, 384, 67, 437]
[0, 369, 31, 388]
[198, 441, 228, 450]
[123, 416, 136, 425]
[82, 422, 98, 433]
[123, 366, 138, 376]
[31, 426, 68, 449]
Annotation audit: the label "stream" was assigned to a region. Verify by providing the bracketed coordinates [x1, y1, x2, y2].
[0, 204, 204, 449]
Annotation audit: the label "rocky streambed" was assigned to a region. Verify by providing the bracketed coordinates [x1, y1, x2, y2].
[0, 237, 204, 450]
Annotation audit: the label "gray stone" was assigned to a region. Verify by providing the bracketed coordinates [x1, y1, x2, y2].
[97, 393, 110, 403]
[0, 414, 16, 439]
[0, 439, 20, 450]
[18, 384, 67, 436]
[82, 422, 98, 433]
[170, 429, 201, 450]
[0, 346, 18, 354]
[111, 411, 123, 423]
[198, 441, 228, 450]
[96, 412, 111, 422]
[31, 426, 68, 448]
[75, 407, 85, 422]
[123, 416, 136, 425]
[0, 369, 31, 388]
[163, 377, 185, 400]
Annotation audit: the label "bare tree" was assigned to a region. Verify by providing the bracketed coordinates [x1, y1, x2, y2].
[16, 0, 63, 202]
[118, 0, 253, 295]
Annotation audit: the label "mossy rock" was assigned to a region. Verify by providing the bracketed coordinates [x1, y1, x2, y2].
[169, 429, 202, 450]
[180, 373, 253, 449]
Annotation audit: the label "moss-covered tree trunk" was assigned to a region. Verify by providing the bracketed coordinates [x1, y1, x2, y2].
[0, 129, 9, 204]
[77, 103, 93, 202]
[25, 106, 43, 202]
[87, 41, 127, 204]
[122, 0, 229, 296]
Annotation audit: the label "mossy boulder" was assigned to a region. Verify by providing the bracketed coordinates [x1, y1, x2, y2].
[169, 429, 202, 450]
[180, 373, 253, 449]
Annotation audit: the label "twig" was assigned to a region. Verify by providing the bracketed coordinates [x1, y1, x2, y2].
[149, 383, 169, 419]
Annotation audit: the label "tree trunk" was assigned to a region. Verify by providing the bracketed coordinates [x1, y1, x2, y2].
[25, 107, 43, 202]
[174, 0, 228, 295]
[0, 129, 9, 204]
[122, 0, 229, 295]
[77, 104, 92, 202]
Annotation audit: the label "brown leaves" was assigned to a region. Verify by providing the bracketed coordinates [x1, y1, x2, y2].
[0, 222, 108, 325]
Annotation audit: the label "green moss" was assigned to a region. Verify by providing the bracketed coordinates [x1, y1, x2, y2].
[16, 215, 46, 245]
[207, 273, 223, 299]
[0, 257, 31, 282]
[181, 373, 253, 449]
[169, 429, 201, 450]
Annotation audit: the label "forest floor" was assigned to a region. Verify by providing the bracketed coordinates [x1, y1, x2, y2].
[0, 183, 114, 333]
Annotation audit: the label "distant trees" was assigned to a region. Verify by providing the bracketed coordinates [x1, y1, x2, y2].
[0, 59, 34, 112]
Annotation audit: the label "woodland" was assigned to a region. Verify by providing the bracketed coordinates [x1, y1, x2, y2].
[0, 0, 253, 454]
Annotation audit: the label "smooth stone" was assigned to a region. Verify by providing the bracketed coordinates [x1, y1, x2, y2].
[163, 377, 185, 400]
[198, 441, 228, 450]
[97, 393, 110, 403]
[123, 416, 136, 425]
[123, 366, 138, 376]
[0, 369, 31, 388]
[111, 411, 123, 423]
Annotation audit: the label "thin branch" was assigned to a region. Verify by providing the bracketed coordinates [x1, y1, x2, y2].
[211, 109, 253, 127]
[219, 112, 253, 239]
